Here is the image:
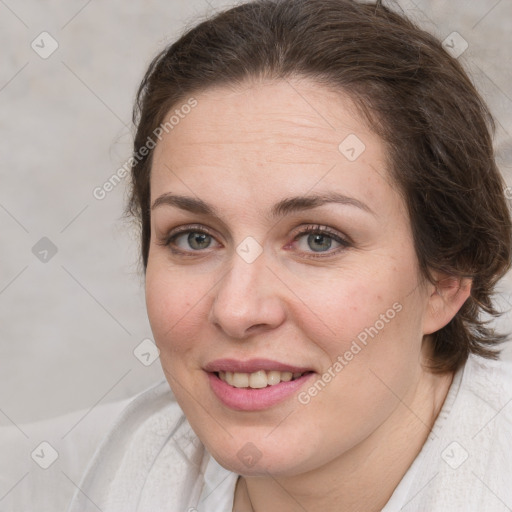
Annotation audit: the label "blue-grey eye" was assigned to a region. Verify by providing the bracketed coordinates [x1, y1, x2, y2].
[307, 233, 333, 252]
[187, 232, 212, 250]
[169, 231, 214, 250]
[294, 229, 345, 255]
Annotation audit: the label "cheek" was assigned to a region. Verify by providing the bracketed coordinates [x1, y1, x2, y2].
[145, 260, 211, 358]
[289, 261, 421, 362]
[283, 286, 425, 467]
[309, 276, 425, 406]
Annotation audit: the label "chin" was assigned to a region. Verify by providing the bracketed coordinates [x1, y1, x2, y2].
[212, 449, 300, 477]
[202, 429, 322, 479]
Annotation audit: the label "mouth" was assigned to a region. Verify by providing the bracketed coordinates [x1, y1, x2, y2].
[204, 358, 315, 411]
[215, 369, 313, 388]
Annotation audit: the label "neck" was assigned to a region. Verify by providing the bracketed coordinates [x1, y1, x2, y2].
[233, 366, 453, 512]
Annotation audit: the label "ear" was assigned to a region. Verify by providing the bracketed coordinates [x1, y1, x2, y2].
[422, 273, 472, 336]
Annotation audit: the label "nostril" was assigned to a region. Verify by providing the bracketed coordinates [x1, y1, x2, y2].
[246, 323, 267, 333]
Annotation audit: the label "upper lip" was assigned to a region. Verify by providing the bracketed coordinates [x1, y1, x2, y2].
[204, 358, 314, 374]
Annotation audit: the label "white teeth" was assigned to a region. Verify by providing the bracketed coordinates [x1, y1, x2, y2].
[232, 372, 249, 388]
[249, 370, 267, 389]
[266, 371, 281, 385]
[280, 372, 293, 382]
[218, 370, 306, 388]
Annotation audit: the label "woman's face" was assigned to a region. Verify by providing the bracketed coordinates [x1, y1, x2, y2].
[146, 78, 437, 477]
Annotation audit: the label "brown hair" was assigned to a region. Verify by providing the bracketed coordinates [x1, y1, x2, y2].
[126, 0, 512, 372]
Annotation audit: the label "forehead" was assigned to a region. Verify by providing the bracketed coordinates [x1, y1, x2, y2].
[150, 78, 397, 215]
[155, 78, 372, 156]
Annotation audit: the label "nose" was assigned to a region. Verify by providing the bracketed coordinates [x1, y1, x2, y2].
[208, 249, 287, 340]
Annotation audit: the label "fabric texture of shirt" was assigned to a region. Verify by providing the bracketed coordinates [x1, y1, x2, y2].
[65, 353, 512, 511]
[2, 354, 510, 511]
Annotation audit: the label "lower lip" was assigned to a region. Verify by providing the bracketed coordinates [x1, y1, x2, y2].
[207, 372, 314, 411]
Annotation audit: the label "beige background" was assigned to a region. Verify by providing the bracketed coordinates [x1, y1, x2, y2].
[0, 0, 511, 428]
[0, 0, 511, 510]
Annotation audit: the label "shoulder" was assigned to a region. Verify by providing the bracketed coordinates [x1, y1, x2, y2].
[455, 353, 512, 453]
[463, 351, 512, 411]
[0, 379, 180, 512]
[67, 379, 204, 512]
[385, 353, 512, 512]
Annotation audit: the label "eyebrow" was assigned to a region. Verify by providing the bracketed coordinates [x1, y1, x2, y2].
[151, 191, 375, 218]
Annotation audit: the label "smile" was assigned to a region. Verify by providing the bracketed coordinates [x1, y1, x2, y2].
[217, 370, 308, 388]
[204, 359, 315, 411]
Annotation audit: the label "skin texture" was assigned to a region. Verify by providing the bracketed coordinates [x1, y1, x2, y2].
[145, 77, 471, 511]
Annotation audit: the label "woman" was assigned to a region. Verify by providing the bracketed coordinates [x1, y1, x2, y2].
[68, 0, 512, 510]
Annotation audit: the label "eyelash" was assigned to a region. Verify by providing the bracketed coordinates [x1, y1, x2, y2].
[159, 223, 351, 259]
[288, 225, 351, 258]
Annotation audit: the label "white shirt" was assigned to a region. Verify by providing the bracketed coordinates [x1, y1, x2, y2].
[1, 354, 511, 511]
